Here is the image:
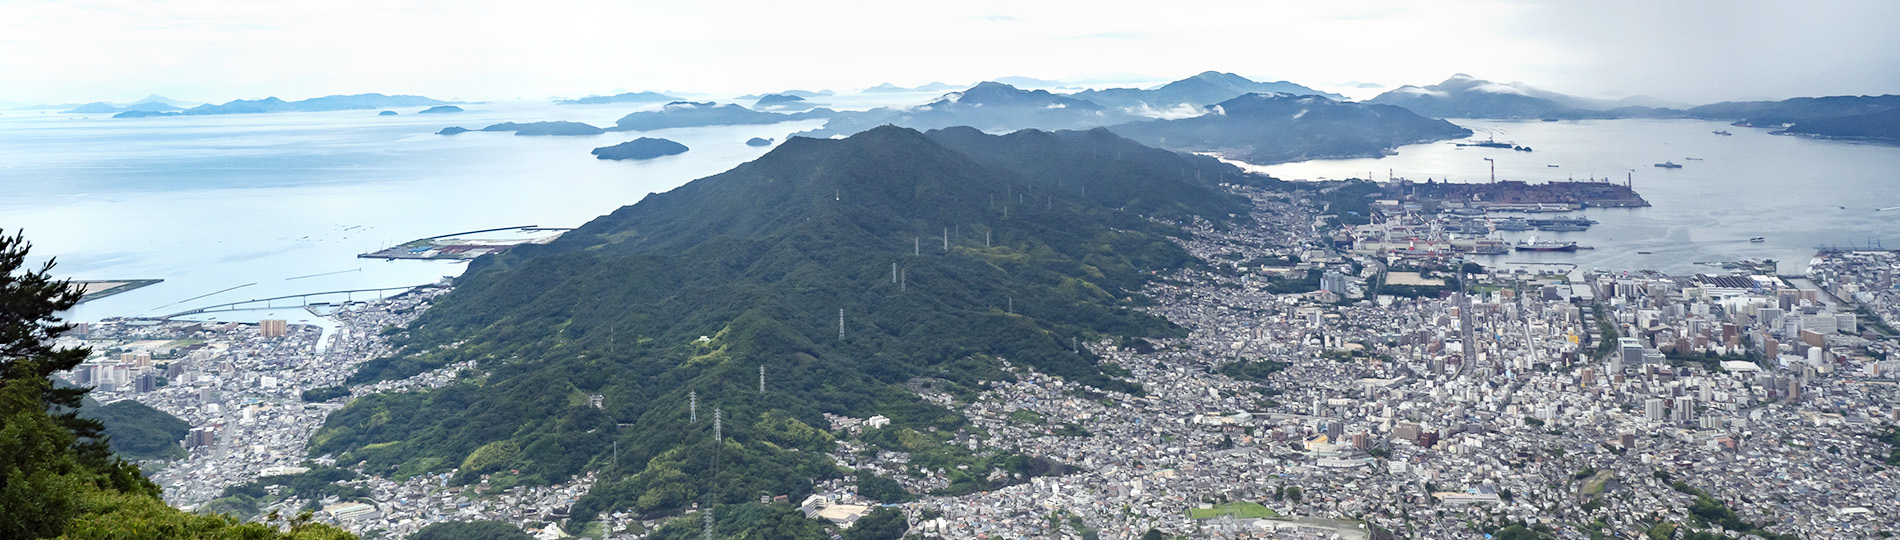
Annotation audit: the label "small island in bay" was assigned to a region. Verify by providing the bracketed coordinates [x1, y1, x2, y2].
[591, 137, 689, 160]
[378, 110, 398, 116]
[437, 121, 605, 136]
[745, 137, 773, 147]
[417, 105, 463, 114]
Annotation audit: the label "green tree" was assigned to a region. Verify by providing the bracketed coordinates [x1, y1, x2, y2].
[409, 520, 533, 540]
[0, 229, 356, 540]
[1141, 528, 1165, 540]
[843, 507, 908, 540]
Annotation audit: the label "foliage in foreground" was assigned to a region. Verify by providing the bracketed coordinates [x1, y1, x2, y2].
[0, 229, 355, 539]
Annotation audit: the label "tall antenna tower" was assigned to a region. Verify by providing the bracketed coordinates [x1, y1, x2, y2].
[690, 390, 698, 423]
[943, 228, 949, 251]
[985, 230, 991, 247]
[839, 308, 845, 340]
[714, 407, 723, 443]
[703, 509, 713, 540]
[914, 237, 919, 255]
[759, 365, 766, 393]
[892, 262, 897, 283]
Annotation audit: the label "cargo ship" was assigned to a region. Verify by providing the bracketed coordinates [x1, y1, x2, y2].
[1468, 239, 1511, 255]
[1535, 222, 1589, 232]
[1655, 161, 1683, 169]
[1493, 217, 1534, 231]
[1514, 237, 1579, 252]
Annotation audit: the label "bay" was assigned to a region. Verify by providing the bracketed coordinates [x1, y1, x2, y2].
[0, 101, 824, 324]
[1254, 118, 1900, 275]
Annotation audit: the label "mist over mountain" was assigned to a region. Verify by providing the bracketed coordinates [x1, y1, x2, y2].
[558, 91, 682, 105]
[112, 93, 446, 118]
[736, 89, 834, 100]
[1071, 71, 1347, 113]
[1108, 92, 1472, 165]
[1367, 74, 1588, 119]
[752, 94, 818, 111]
[863, 82, 960, 93]
[800, 82, 1141, 138]
[992, 76, 1068, 88]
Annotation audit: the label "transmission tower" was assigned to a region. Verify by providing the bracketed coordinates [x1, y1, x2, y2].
[759, 365, 765, 394]
[690, 390, 698, 423]
[839, 308, 845, 340]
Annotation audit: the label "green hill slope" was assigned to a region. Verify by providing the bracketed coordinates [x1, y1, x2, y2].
[312, 126, 1261, 526]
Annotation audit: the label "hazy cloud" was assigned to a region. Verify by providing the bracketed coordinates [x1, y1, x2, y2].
[0, 0, 1893, 104]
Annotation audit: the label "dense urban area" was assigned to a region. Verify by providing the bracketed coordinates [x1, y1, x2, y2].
[59, 184, 1900, 540]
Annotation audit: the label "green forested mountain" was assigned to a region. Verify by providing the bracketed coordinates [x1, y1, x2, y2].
[1110, 92, 1474, 164]
[79, 397, 192, 461]
[312, 126, 1261, 528]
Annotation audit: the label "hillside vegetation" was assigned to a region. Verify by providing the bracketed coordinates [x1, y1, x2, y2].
[311, 126, 1265, 528]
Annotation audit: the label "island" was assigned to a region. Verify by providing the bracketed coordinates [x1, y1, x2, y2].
[591, 137, 690, 160]
[111, 93, 448, 118]
[417, 105, 464, 114]
[438, 121, 606, 136]
[745, 137, 774, 147]
[378, 110, 398, 116]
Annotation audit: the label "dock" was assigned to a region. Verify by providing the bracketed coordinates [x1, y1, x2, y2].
[358, 226, 570, 261]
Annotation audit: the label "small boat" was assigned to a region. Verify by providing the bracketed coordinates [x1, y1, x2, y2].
[1683, 157, 1703, 161]
[1637, 251, 1653, 255]
[1713, 130, 1732, 136]
[1655, 161, 1683, 169]
[1750, 237, 1765, 243]
[1547, 164, 1560, 167]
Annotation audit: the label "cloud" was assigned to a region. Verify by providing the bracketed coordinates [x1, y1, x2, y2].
[1067, 30, 1147, 40]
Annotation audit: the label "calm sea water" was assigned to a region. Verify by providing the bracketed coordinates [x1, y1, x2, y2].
[0, 101, 825, 325]
[1257, 119, 1900, 275]
[6, 110, 1897, 327]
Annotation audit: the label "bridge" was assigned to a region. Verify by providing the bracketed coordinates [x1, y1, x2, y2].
[161, 284, 438, 319]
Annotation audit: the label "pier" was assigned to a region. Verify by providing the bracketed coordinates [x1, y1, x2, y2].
[161, 284, 438, 319]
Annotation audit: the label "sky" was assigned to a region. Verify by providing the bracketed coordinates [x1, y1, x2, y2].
[2, 0, 1897, 106]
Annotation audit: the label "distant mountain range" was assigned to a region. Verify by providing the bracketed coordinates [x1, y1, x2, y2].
[558, 91, 683, 105]
[1688, 95, 1900, 142]
[863, 82, 961, 93]
[63, 95, 194, 114]
[1110, 92, 1473, 164]
[1366, 74, 1681, 119]
[113, 93, 447, 118]
[801, 82, 1140, 138]
[1071, 71, 1347, 113]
